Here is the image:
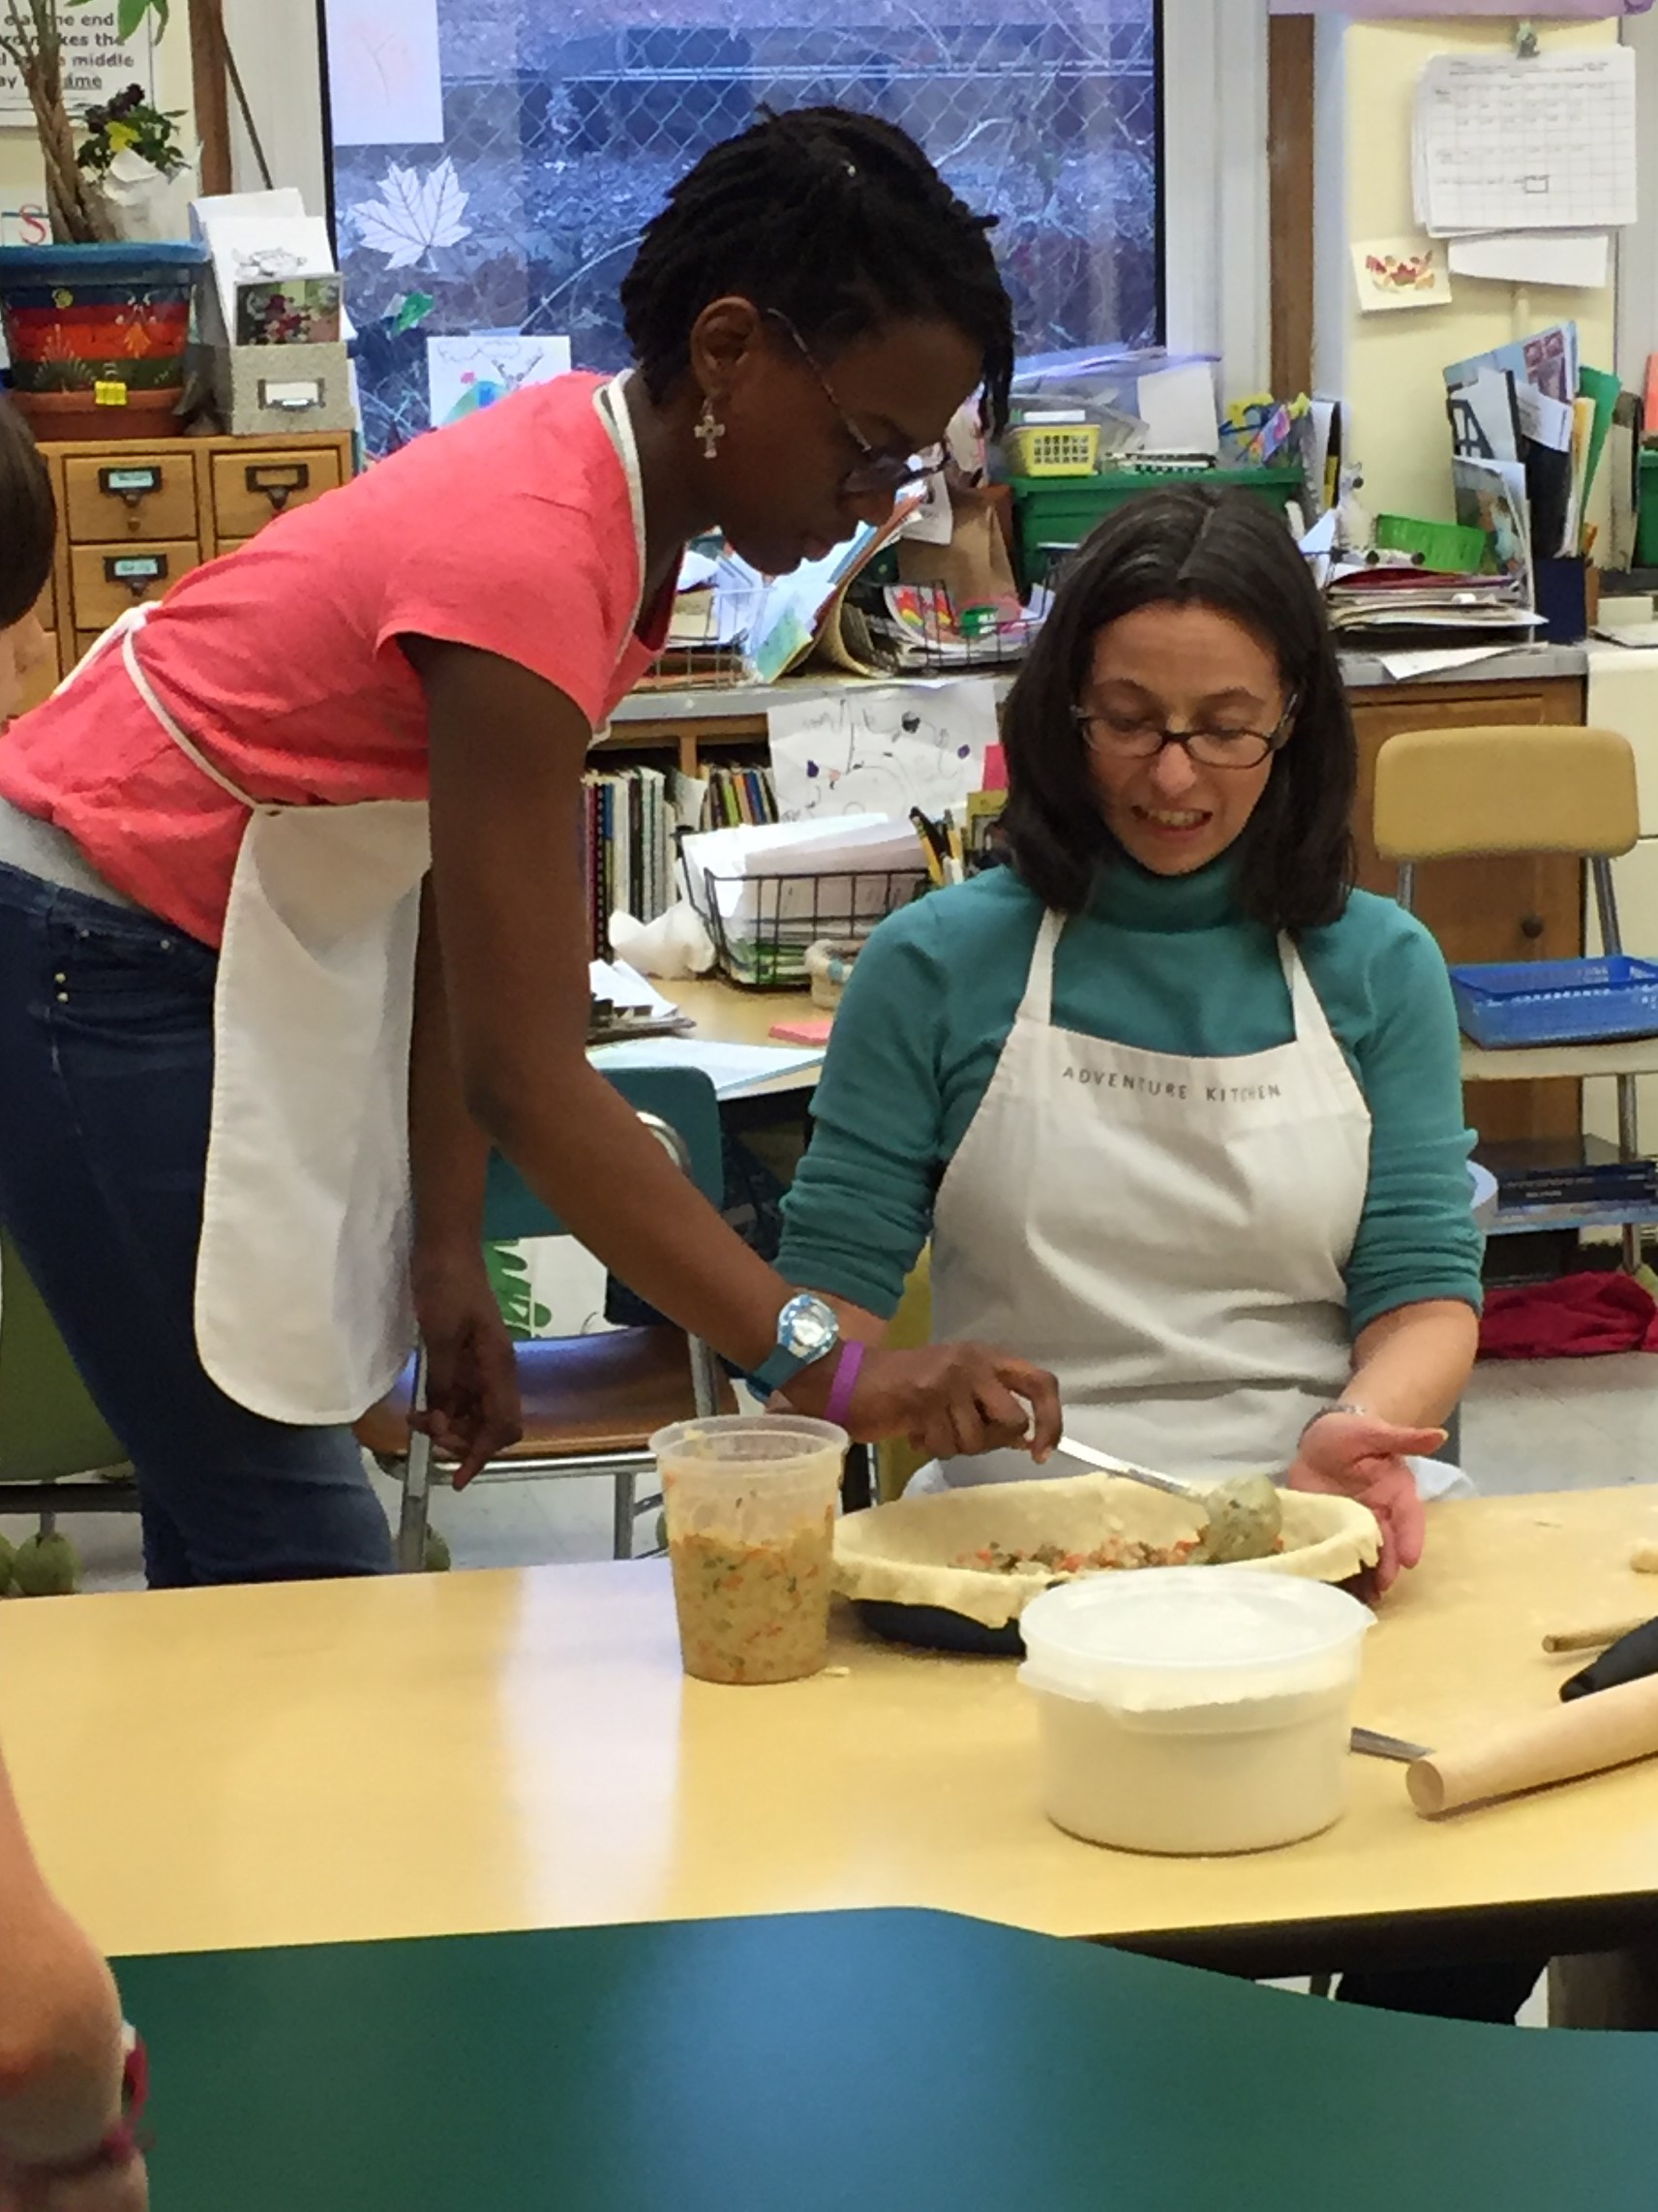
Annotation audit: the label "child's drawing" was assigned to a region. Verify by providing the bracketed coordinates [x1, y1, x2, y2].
[768, 682, 998, 823]
[426, 333, 572, 428]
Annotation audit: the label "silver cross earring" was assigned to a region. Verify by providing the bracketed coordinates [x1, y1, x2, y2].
[696, 397, 726, 462]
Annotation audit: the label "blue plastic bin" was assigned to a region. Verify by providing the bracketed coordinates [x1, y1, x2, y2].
[1450, 955, 1658, 1048]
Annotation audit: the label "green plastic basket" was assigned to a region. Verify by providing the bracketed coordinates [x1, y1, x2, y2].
[1638, 449, 1658, 570]
[1010, 467, 1304, 592]
[1375, 513, 1489, 574]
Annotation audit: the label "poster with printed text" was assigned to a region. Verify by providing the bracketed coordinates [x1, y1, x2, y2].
[0, 5, 156, 125]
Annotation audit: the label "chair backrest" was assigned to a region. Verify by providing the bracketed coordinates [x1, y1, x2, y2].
[0, 1231, 128, 1483]
[480, 1065, 724, 1242]
[1372, 724, 1639, 864]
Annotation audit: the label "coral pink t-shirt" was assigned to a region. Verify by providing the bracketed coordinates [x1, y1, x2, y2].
[0, 373, 670, 947]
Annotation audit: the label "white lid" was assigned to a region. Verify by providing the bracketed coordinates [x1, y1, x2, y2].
[1019, 1569, 1371, 1705]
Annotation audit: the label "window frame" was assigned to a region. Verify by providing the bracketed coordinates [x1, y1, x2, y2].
[259, 0, 1268, 395]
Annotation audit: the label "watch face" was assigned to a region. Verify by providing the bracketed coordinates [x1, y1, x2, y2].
[780, 1293, 838, 1361]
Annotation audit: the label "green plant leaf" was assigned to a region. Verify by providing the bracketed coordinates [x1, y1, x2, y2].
[391, 289, 436, 334]
[115, 0, 167, 41]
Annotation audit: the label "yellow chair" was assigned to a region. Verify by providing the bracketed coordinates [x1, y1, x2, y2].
[1373, 723, 1656, 1268]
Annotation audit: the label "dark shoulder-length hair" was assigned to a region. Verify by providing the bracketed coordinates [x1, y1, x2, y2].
[0, 399, 55, 627]
[1000, 484, 1355, 931]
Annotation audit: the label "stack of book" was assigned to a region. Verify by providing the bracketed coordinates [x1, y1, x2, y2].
[1474, 1135, 1658, 1214]
[582, 765, 678, 958]
[702, 762, 778, 830]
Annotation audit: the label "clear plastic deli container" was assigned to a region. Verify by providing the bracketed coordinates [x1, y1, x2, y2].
[653, 1414, 846, 1685]
[1018, 1570, 1372, 1855]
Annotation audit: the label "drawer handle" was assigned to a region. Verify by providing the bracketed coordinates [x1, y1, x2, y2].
[99, 465, 163, 507]
[104, 553, 168, 599]
[1521, 913, 1546, 940]
[246, 463, 311, 514]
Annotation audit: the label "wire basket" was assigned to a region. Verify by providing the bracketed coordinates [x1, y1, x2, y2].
[640, 580, 768, 688]
[679, 839, 927, 989]
[856, 581, 1044, 673]
[1004, 422, 1100, 477]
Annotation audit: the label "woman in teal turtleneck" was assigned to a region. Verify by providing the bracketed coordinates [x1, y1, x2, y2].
[778, 486, 1482, 1593]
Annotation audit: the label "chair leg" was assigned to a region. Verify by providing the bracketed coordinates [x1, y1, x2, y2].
[396, 1431, 434, 1573]
[1617, 1074, 1643, 1275]
[612, 1467, 638, 1561]
[688, 1332, 721, 1419]
[395, 1344, 434, 1574]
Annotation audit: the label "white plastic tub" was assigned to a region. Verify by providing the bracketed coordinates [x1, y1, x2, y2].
[1018, 1570, 1372, 1856]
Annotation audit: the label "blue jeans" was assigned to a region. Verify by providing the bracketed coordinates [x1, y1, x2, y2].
[0, 864, 393, 1586]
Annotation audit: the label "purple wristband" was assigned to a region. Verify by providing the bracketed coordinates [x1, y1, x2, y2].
[824, 1339, 865, 1430]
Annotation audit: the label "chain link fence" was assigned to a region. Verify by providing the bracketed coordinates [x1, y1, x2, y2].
[330, 2, 1160, 455]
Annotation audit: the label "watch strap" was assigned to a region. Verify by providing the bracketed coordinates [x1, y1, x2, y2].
[824, 1340, 865, 1429]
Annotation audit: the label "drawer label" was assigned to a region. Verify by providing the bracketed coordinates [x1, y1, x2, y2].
[101, 467, 162, 497]
[106, 555, 166, 583]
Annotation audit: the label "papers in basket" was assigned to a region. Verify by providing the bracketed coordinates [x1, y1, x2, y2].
[678, 815, 924, 943]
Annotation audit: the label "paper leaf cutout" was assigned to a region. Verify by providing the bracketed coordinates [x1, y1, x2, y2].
[352, 160, 470, 270]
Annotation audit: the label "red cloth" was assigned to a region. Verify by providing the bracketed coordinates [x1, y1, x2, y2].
[1479, 1270, 1658, 1360]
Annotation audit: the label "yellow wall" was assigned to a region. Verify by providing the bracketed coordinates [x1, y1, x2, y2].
[1332, 15, 1619, 525]
[0, 20, 195, 228]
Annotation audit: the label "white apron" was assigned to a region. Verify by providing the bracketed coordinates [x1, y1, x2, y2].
[924, 907, 1373, 1488]
[61, 374, 655, 1426]
[61, 608, 431, 1423]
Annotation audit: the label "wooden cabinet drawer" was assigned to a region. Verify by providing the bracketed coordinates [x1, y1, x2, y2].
[212, 448, 340, 539]
[70, 541, 200, 629]
[62, 453, 198, 542]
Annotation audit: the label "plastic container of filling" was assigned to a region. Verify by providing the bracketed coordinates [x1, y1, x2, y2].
[1018, 1570, 1372, 1856]
[654, 1414, 846, 1685]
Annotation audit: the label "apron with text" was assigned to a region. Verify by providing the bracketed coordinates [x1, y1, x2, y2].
[925, 907, 1373, 1488]
[62, 374, 657, 1425]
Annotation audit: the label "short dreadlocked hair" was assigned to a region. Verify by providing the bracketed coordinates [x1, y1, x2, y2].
[0, 399, 54, 627]
[621, 106, 1014, 435]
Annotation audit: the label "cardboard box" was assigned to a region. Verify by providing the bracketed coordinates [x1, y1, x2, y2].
[212, 343, 354, 438]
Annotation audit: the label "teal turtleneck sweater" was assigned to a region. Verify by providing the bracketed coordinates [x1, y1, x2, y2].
[777, 854, 1482, 1332]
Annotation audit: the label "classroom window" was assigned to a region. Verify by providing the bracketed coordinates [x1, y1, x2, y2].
[323, 0, 1163, 454]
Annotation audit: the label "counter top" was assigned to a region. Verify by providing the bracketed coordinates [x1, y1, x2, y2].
[612, 644, 1587, 724]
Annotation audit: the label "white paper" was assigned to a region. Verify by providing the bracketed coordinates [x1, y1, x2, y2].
[766, 682, 999, 823]
[678, 814, 928, 938]
[201, 214, 339, 336]
[325, 0, 445, 147]
[588, 1037, 826, 1100]
[1448, 230, 1611, 288]
[0, 4, 155, 122]
[426, 333, 571, 427]
[1514, 381, 1575, 455]
[589, 958, 677, 1020]
[1448, 367, 1521, 462]
[1372, 647, 1518, 681]
[1414, 49, 1637, 238]
[1134, 362, 1220, 457]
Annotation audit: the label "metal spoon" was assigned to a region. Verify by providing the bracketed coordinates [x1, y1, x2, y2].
[1053, 1434, 1283, 1565]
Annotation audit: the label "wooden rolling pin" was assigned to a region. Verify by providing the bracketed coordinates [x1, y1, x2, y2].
[1408, 1671, 1658, 1817]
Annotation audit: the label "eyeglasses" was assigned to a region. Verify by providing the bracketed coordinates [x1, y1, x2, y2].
[765, 309, 946, 496]
[1072, 698, 1298, 772]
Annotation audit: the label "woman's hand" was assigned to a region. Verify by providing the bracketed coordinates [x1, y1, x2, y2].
[411, 1254, 523, 1489]
[793, 1342, 1062, 1462]
[0, 2155, 148, 2211]
[1285, 1409, 1442, 1592]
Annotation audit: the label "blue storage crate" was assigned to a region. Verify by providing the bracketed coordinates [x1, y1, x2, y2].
[1450, 955, 1658, 1048]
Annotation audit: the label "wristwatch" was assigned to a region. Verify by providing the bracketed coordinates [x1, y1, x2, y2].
[752, 1292, 841, 1398]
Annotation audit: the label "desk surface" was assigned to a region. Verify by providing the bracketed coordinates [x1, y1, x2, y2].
[673, 973, 825, 1093]
[119, 1909, 1658, 2212]
[8, 1488, 1658, 1967]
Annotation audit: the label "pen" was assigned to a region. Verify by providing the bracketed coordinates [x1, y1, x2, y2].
[909, 806, 945, 888]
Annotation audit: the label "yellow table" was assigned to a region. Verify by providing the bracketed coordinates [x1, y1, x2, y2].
[6, 1488, 1658, 1972]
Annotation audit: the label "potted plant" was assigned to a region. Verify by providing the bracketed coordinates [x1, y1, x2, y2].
[0, 0, 207, 439]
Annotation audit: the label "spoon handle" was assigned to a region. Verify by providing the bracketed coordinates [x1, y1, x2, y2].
[1054, 1433, 1199, 1501]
